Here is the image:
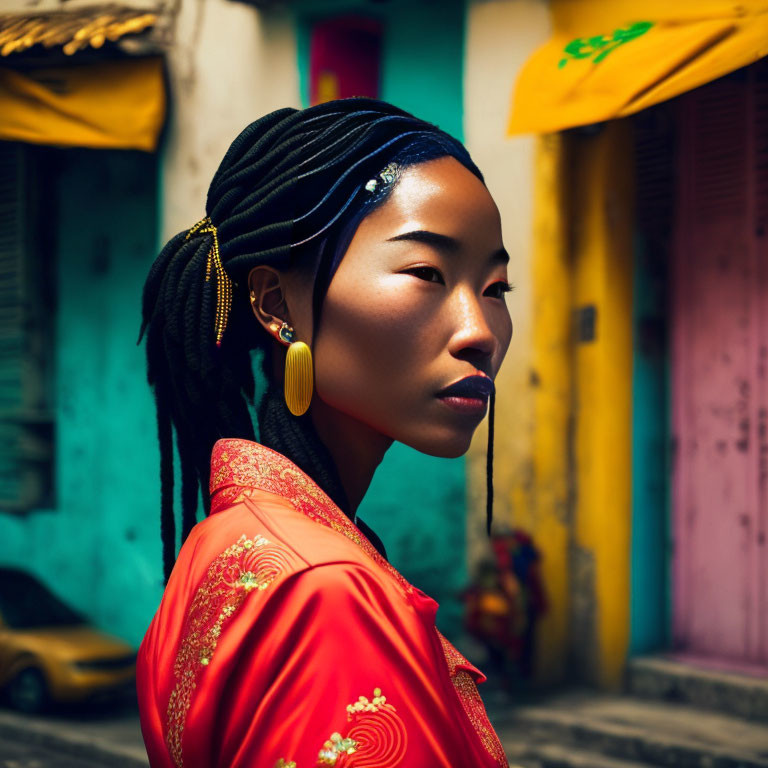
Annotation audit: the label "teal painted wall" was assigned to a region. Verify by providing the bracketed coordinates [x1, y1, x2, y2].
[630, 231, 671, 654]
[0, 148, 163, 648]
[295, 0, 469, 635]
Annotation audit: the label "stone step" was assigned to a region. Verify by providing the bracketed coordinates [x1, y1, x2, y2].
[627, 655, 768, 722]
[504, 738, 659, 768]
[494, 690, 768, 768]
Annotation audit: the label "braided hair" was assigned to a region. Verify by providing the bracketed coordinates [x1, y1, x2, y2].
[137, 97, 496, 581]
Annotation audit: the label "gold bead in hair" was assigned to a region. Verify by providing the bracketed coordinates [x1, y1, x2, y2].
[186, 216, 234, 348]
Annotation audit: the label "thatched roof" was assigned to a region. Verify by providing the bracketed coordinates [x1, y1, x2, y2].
[0, 5, 158, 57]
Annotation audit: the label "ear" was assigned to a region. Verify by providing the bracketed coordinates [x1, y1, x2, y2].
[247, 265, 291, 340]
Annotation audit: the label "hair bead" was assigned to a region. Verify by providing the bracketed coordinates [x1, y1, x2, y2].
[186, 216, 235, 348]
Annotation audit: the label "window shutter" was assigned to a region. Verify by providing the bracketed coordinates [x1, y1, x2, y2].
[0, 142, 54, 513]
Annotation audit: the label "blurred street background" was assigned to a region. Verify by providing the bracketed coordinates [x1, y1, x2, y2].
[0, 0, 767, 765]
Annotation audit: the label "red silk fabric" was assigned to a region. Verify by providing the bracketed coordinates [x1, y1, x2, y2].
[137, 438, 509, 768]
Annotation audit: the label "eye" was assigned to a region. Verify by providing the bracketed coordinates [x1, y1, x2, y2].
[485, 280, 514, 299]
[403, 266, 444, 284]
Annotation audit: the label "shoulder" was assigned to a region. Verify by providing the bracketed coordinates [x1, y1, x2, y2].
[159, 548, 412, 686]
[158, 495, 399, 639]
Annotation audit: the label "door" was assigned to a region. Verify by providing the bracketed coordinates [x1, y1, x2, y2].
[671, 62, 768, 667]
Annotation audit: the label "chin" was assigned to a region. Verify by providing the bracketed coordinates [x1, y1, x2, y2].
[400, 429, 474, 459]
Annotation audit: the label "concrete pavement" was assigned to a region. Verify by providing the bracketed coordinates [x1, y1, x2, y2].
[0, 700, 148, 767]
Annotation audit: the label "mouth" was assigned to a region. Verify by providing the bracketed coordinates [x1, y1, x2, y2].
[436, 375, 494, 416]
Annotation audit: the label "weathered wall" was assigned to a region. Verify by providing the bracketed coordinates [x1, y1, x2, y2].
[160, 0, 300, 240]
[526, 132, 575, 684]
[1, 148, 161, 647]
[569, 121, 634, 688]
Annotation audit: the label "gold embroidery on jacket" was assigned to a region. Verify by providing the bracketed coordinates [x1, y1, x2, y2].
[437, 630, 508, 767]
[166, 534, 291, 768]
[209, 439, 413, 596]
[316, 731, 359, 765]
[315, 687, 407, 767]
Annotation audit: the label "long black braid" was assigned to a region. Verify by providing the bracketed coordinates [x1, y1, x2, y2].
[136, 97, 496, 582]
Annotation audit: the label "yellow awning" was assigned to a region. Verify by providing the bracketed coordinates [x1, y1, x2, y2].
[507, 0, 768, 135]
[0, 56, 165, 152]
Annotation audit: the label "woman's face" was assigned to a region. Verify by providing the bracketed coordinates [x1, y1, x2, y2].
[303, 155, 513, 458]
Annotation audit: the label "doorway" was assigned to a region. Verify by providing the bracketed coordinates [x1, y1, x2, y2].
[670, 63, 768, 668]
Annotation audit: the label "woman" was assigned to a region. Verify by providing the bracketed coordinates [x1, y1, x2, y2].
[136, 97, 513, 768]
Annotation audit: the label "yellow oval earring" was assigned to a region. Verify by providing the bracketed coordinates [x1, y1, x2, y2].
[278, 322, 313, 416]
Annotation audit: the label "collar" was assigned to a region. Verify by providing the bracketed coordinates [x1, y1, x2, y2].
[210, 437, 337, 516]
[208, 438, 413, 595]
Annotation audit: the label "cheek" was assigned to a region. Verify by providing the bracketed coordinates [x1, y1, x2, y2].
[487, 303, 513, 374]
[312, 276, 435, 418]
[497, 312, 513, 360]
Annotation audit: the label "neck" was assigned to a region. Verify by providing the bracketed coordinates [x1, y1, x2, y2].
[309, 398, 392, 514]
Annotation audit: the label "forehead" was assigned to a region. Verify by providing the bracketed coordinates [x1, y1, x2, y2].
[357, 156, 501, 243]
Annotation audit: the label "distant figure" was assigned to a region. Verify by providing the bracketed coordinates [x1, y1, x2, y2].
[464, 529, 547, 686]
[135, 98, 514, 767]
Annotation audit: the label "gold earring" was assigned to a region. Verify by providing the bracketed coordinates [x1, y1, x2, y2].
[277, 322, 313, 416]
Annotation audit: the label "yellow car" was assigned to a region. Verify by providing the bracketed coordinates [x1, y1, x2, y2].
[0, 567, 136, 712]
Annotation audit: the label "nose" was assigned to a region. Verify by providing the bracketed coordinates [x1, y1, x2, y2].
[446, 286, 497, 367]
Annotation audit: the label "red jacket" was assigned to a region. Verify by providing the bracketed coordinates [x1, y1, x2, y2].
[137, 438, 509, 768]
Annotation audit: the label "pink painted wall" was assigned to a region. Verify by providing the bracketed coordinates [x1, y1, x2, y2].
[671, 63, 768, 667]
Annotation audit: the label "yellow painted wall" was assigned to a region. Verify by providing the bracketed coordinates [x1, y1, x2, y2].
[528, 132, 573, 684]
[569, 120, 634, 688]
[523, 121, 634, 689]
[513, 123, 634, 688]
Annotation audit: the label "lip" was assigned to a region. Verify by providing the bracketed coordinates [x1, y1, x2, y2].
[437, 396, 489, 416]
[436, 375, 495, 400]
[435, 375, 494, 417]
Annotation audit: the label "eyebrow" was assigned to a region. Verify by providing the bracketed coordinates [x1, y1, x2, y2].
[386, 229, 509, 264]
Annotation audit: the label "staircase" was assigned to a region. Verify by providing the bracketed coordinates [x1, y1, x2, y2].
[489, 656, 768, 768]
